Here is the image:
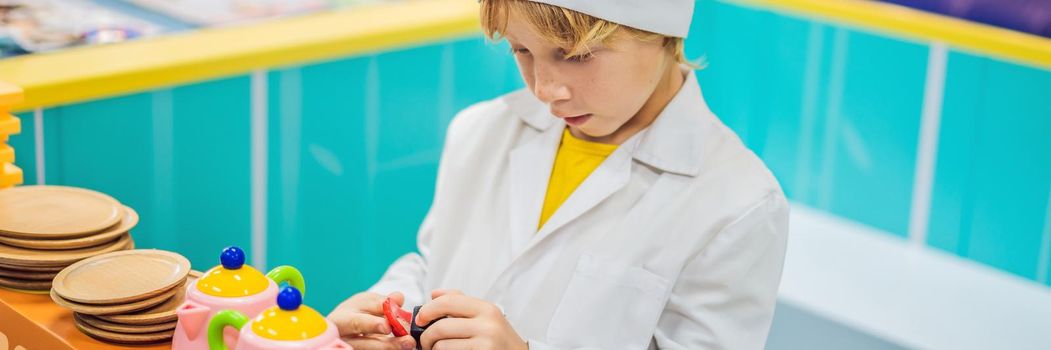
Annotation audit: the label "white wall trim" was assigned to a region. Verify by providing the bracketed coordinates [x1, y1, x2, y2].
[908, 41, 948, 248]
[250, 69, 269, 270]
[33, 108, 44, 185]
[780, 204, 1051, 350]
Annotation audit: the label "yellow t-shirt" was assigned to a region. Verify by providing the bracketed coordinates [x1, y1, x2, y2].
[538, 128, 619, 230]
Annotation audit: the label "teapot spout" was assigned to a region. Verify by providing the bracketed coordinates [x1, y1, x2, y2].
[176, 300, 211, 341]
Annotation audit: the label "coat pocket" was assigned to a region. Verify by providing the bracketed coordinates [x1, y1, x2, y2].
[546, 254, 671, 349]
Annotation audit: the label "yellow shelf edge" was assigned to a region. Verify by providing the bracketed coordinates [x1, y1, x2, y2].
[4, 0, 1048, 113]
[0, 81, 24, 108]
[737, 0, 1051, 71]
[0, 0, 481, 113]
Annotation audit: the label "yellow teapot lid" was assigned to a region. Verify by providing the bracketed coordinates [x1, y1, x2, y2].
[251, 286, 328, 340]
[196, 246, 270, 297]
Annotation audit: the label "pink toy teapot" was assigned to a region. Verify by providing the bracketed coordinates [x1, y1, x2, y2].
[208, 286, 349, 350]
[173, 246, 306, 350]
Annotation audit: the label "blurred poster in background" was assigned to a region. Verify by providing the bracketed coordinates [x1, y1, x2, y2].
[882, 0, 1051, 37]
[0, 0, 398, 57]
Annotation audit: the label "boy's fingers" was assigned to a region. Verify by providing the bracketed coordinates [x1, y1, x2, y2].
[342, 335, 415, 350]
[387, 292, 406, 307]
[353, 292, 388, 315]
[396, 335, 417, 350]
[419, 318, 474, 350]
[330, 313, 392, 336]
[416, 295, 494, 326]
[429, 338, 472, 350]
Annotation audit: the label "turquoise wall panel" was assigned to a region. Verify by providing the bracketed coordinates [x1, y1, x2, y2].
[690, 0, 926, 237]
[42, 94, 157, 244]
[40, 76, 252, 270]
[266, 56, 374, 313]
[168, 77, 253, 267]
[688, 0, 812, 201]
[450, 37, 523, 114]
[929, 51, 1051, 281]
[8, 111, 35, 185]
[818, 29, 927, 237]
[369, 44, 448, 265]
[926, 53, 979, 255]
[266, 39, 525, 312]
[372, 44, 447, 165]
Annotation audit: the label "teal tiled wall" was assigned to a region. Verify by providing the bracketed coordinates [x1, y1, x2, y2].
[264, 40, 523, 312]
[928, 51, 1051, 281]
[815, 29, 927, 238]
[687, 0, 813, 203]
[689, 0, 929, 237]
[10, 77, 253, 270]
[266, 56, 376, 312]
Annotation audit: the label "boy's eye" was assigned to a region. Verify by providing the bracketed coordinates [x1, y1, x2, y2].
[565, 52, 594, 62]
[510, 48, 530, 55]
[557, 48, 594, 62]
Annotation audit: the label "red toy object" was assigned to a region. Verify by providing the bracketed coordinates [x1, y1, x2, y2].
[383, 297, 412, 337]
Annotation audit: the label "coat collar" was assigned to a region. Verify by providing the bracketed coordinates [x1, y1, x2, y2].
[504, 67, 714, 177]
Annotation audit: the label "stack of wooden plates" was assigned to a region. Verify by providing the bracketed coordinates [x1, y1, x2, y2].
[49, 249, 196, 345]
[0, 185, 138, 292]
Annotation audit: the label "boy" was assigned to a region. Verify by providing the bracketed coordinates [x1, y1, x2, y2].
[329, 1, 789, 349]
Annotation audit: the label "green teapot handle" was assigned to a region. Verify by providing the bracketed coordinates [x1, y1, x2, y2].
[266, 265, 306, 297]
[208, 310, 249, 350]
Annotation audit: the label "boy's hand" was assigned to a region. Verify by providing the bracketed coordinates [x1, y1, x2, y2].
[414, 289, 528, 350]
[328, 291, 417, 350]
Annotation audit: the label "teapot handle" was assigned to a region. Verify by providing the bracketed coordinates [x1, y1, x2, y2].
[208, 310, 248, 350]
[266, 266, 306, 297]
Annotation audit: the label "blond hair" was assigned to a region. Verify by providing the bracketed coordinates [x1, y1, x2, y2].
[480, 0, 692, 65]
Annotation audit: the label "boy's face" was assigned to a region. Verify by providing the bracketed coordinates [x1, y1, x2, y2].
[504, 13, 675, 141]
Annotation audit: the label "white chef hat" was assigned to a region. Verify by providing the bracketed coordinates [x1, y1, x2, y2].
[522, 0, 695, 38]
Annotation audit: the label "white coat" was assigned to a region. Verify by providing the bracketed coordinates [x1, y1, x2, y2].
[369, 69, 790, 349]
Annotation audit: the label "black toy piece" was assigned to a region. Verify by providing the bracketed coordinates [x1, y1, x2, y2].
[410, 305, 446, 350]
[410, 306, 426, 350]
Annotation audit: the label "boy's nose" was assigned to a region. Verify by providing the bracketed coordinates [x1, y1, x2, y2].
[533, 69, 571, 104]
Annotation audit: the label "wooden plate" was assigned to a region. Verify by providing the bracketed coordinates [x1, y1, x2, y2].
[50, 287, 176, 315]
[0, 206, 138, 250]
[73, 315, 174, 345]
[0, 266, 56, 280]
[0, 274, 52, 290]
[0, 233, 133, 267]
[0, 262, 67, 272]
[99, 271, 200, 325]
[0, 186, 123, 238]
[75, 313, 176, 334]
[53, 249, 190, 304]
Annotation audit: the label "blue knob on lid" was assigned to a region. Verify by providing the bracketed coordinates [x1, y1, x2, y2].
[220, 246, 246, 269]
[277, 286, 302, 311]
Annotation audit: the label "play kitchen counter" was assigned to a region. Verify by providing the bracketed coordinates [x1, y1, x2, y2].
[0, 288, 168, 350]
